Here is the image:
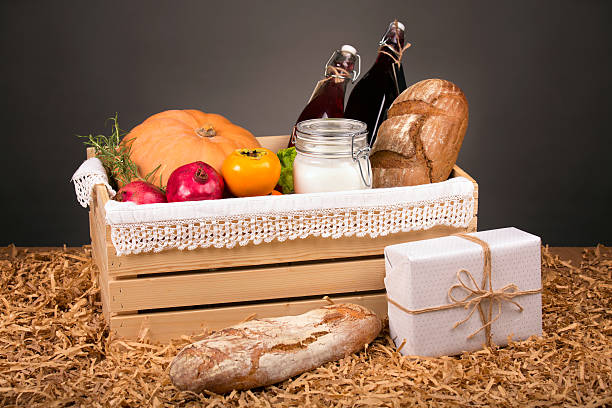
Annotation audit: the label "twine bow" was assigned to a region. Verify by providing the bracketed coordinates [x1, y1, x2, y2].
[386, 233, 541, 347]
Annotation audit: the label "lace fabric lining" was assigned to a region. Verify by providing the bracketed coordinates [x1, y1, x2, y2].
[71, 158, 116, 207]
[71, 157, 475, 256]
[106, 190, 474, 256]
[109, 195, 474, 255]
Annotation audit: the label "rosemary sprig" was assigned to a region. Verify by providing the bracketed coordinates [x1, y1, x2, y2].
[79, 114, 163, 190]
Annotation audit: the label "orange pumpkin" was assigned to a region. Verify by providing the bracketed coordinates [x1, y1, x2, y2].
[126, 109, 260, 187]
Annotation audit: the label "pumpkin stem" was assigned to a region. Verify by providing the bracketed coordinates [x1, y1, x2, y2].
[194, 167, 209, 183]
[195, 125, 216, 138]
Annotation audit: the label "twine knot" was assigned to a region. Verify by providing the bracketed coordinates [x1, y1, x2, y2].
[324, 66, 354, 83]
[448, 268, 525, 344]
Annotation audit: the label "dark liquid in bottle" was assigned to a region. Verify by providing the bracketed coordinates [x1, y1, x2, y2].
[295, 78, 347, 124]
[344, 22, 408, 146]
[288, 46, 358, 147]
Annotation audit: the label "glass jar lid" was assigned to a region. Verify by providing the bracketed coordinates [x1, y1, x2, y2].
[294, 118, 368, 158]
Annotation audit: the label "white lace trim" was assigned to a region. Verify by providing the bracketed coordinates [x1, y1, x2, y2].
[71, 158, 116, 207]
[108, 192, 474, 256]
[70, 154, 475, 256]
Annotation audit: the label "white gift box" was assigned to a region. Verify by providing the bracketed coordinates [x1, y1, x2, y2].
[384, 227, 542, 357]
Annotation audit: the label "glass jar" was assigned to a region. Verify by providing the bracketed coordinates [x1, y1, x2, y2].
[293, 118, 372, 194]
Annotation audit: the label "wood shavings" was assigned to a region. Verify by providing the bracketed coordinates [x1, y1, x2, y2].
[0, 245, 610, 407]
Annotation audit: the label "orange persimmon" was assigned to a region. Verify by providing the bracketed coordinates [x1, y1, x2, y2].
[221, 148, 281, 197]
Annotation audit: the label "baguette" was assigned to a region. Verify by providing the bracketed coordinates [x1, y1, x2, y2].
[169, 303, 382, 394]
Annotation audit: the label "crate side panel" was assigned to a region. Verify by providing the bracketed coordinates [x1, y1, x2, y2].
[110, 292, 387, 342]
[91, 200, 112, 323]
[91, 184, 136, 318]
[467, 216, 477, 232]
[109, 258, 385, 312]
[257, 135, 288, 153]
[452, 164, 478, 215]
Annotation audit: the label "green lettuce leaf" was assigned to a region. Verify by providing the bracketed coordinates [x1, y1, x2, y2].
[276, 147, 296, 194]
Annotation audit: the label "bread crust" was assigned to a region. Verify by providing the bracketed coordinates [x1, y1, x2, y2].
[169, 303, 382, 394]
[371, 79, 468, 187]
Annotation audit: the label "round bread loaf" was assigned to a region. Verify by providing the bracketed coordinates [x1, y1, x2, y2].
[370, 78, 468, 187]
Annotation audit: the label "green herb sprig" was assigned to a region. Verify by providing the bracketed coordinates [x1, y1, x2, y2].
[80, 114, 163, 190]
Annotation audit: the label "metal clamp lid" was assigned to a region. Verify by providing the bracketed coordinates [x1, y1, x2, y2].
[351, 134, 372, 188]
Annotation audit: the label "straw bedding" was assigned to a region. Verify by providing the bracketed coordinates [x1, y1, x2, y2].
[0, 244, 610, 407]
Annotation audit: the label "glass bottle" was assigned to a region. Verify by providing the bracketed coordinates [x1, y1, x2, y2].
[288, 45, 360, 147]
[344, 21, 409, 146]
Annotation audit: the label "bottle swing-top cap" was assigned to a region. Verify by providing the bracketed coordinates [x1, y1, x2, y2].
[380, 20, 406, 45]
[390, 21, 405, 31]
[341, 44, 357, 55]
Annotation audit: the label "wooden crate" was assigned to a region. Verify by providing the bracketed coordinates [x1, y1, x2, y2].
[88, 135, 478, 342]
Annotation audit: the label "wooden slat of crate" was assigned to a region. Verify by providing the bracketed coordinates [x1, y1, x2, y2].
[109, 292, 388, 343]
[107, 257, 385, 313]
[106, 223, 475, 277]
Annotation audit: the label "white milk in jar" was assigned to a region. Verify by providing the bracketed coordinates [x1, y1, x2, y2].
[293, 119, 372, 194]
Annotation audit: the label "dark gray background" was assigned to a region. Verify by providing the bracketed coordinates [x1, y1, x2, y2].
[1, 0, 610, 246]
